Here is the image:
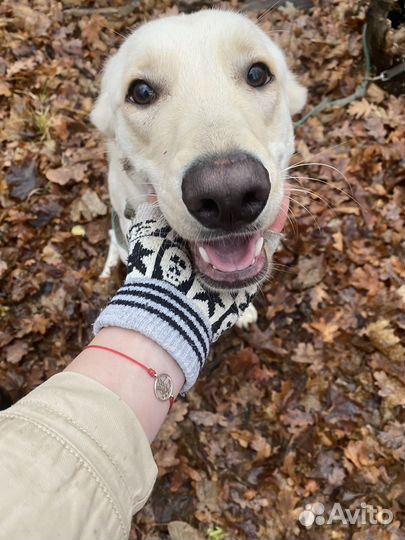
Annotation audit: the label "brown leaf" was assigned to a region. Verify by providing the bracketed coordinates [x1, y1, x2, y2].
[6, 162, 38, 200]
[41, 287, 67, 313]
[46, 164, 86, 186]
[85, 219, 109, 245]
[309, 282, 329, 311]
[344, 440, 373, 468]
[366, 83, 385, 104]
[168, 521, 202, 540]
[189, 411, 227, 427]
[332, 230, 343, 251]
[195, 478, 219, 514]
[366, 319, 403, 363]
[0, 332, 13, 349]
[310, 316, 340, 343]
[70, 190, 107, 221]
[16, 314, 49, 337]
[0, 81, 11, 97]
[12, 5, 51, 36]
[312, 452, 346, 487]
[80, 15, 108, 51]
[348, 98, 373, 119]
[280, 407, 314, 436]
[335, 205, 360, 215]
[6, 55, 40, 76]
[42, 244, 63, 266]
[352, 266, 381, 296]
[292, 255, 325, 290]
[0, 260, 8, 279]
[228, 347, 259, 374]
[231, 429, 252, 448]
[250, 433, 272, 460]
[6, 340, 28, 364]
[291, 342, 323, 371]
[373, 371, 405, 407]
[50, 115, 72, 141]
[156, 445, 179, 474]
[379, 421, 404, 447]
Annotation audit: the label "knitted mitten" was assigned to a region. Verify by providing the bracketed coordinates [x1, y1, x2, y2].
[94, 204, 258, 391]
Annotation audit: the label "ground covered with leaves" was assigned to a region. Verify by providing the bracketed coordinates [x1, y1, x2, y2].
[0, 0, 404, 538]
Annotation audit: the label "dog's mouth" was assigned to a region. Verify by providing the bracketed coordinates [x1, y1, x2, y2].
[191, 232, 267, 288]
[189, 189, 290, 289]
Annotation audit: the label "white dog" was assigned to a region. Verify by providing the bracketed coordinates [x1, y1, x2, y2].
[91, 9, 306, 325]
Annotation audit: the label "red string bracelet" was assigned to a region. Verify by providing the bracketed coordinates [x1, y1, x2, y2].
[85, 345, 175, 410]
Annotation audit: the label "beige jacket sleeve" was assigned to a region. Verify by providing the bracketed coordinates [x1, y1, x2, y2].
[0, 372, 158, 540]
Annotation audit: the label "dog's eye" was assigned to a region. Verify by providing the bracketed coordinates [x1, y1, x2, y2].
[246, 63, 273, 88]
[126, 80, 157, 105]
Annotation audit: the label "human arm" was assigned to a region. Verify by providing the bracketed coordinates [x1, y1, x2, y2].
[67, 327, 185, 442]
[0, 204, 258, 539]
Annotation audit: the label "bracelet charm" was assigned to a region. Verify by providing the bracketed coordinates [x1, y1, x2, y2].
[154, 373, 173, 402]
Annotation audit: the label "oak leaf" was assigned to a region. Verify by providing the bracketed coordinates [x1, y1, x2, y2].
[366, 319, 403, 363]
[373, 371, 405, 407]
[348, 98, 373, 119]
[310, 316, 340, 343]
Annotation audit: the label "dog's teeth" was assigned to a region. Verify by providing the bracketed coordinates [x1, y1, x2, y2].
[255, 236, 264, 257]
[198, 246, 210, 264]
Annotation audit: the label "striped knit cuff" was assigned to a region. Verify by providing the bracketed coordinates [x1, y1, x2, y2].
[93, 278, 212, 392]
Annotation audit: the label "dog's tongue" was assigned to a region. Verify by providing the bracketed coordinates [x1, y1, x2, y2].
[267, 188, 290, 233]
[202, 234, 259, 272]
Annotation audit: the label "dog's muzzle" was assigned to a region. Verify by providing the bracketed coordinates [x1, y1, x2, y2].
[181, 152, 287, 289]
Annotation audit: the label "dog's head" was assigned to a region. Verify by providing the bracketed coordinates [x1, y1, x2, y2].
[92, 10, 306, 290]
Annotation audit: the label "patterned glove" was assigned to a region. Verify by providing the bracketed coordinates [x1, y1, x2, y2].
[94, 204, 258, 392]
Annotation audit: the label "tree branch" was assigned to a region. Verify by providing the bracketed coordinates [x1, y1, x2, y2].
[63, 1, 141, 17]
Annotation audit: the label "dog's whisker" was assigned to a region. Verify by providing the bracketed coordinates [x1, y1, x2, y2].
[287, 175, 360, 206]
[287, 139, 355, 168]
[256, 0, 284, 23]
[266, 29, 292, 34]
[255, 280, 268, 304]
[271, 261, 292, 270]
[286, 213, 298, 238]
[289, 196, 322, 232]
[284, 162, 353, 192]
[283, 208, 298, 237]
[262, 27, 292, 37]
[111, 29, 130, 40]
[289, 187, 334, 210]
[273, 202, 297, 237]
[271, 264, 294, 276]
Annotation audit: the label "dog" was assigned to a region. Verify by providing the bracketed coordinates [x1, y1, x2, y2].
[91, 9, 306, 326]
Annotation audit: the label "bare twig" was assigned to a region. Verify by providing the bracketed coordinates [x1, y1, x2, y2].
[63, 1, 141, 17]
[295, 24, 371, 127]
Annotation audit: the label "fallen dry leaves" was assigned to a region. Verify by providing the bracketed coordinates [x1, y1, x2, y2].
[0, 0, 404, 539]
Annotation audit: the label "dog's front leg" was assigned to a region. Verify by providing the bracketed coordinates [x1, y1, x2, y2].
[100, 229, 121, 278]
[236, 303, 258, 329]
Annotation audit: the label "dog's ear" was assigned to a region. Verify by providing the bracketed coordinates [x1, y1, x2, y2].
[91, 92, 114, 137]
[285, 70, 307, 115]
[91, 55, 119, 138]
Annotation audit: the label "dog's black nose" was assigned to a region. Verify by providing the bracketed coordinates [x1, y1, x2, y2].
[182, 153, 270, 230]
